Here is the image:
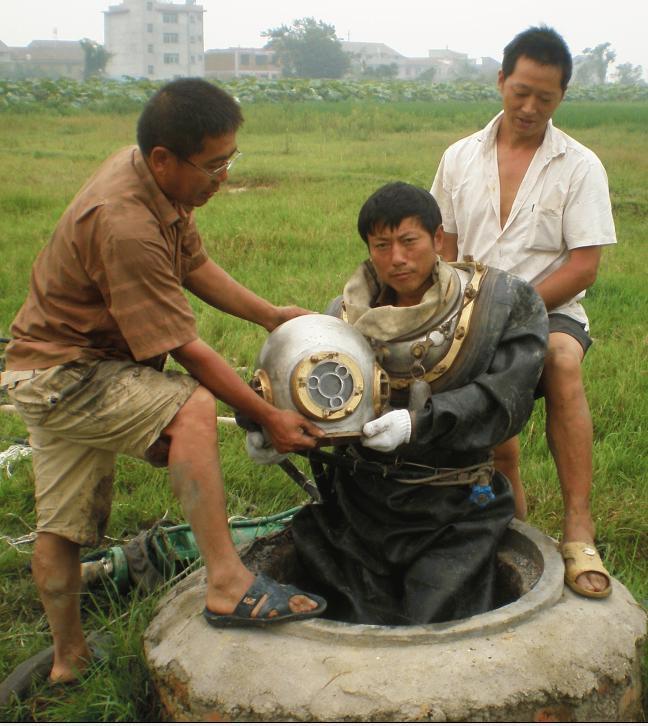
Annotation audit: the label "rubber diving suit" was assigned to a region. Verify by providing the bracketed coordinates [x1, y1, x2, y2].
[290, 259, 548, 625]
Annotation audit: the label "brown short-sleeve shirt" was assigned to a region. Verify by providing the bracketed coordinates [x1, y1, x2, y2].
[6, 146, 208, 370]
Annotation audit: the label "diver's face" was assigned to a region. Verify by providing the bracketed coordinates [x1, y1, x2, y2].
[367, 217, 443, 307]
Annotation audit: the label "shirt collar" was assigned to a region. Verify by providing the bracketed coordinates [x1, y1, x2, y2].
[479, 111, 566, 160]
[478, 111, 505, 148]
[131, 146, 183, 228]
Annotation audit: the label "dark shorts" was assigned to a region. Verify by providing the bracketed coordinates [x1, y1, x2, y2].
[548, 313, 592, 355]
[534, 313, 592, 399]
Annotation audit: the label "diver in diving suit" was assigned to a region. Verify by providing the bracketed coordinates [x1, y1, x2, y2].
[286, 182, 549, 625]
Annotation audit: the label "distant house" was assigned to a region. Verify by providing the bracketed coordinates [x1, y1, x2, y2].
[427, 48, 470, 62]
[0, 39, 85, 80]
[474, 56, 500, 82]
[425, 48, 471, 81]
[399, 57, 439, 80]
[340, 41, 405, 78]
[0, 40, 10, 66]
[340, 42, 496, 81]
[204, 47, 281, 80]
[104, 0, 205, 80]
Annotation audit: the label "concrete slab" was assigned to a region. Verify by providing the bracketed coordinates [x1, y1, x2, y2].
[144, 522, 646, 722]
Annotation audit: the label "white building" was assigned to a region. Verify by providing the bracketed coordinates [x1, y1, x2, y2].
[104, 0, 204, 80]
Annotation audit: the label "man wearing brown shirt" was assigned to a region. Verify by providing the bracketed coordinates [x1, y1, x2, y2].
[2, 79, 326, 685]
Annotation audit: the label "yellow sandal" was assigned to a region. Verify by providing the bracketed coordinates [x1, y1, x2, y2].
[560, 541, 612, 599]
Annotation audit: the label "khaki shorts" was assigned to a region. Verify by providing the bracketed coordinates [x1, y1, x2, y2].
[5, 359, 199, 546]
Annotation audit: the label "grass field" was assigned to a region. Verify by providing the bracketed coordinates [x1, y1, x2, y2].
[0, 100, 646, 721]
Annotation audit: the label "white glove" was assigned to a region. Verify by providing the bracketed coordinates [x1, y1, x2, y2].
[361, 410, 412, 452]
[245, 431, 287, 465]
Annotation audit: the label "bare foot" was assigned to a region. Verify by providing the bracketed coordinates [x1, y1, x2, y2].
[49, 644, 93, 683]
[573, 569, 609, 593]
[205, 568, 322, 619]
[250, 593, 320, 618]
[205, 567, 255, 616]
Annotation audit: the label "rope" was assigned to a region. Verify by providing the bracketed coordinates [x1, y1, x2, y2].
[0, 444, 32, 476]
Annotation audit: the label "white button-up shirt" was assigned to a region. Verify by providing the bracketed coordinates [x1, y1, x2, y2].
[431, 111, 617, 328]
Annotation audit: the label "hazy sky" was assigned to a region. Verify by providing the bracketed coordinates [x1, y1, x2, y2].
[1, 0, 646, 79]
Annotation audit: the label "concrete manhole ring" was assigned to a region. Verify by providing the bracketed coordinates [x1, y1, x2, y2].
[144, 519, 646, 722]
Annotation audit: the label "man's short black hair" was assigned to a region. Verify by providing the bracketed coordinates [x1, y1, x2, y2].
[137, 78, 243, 157]
[357, 182, 442, 244]
[502, 26, 572, 91]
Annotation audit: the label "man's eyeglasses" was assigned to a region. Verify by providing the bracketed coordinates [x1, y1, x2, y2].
[174, 149, 242, 178]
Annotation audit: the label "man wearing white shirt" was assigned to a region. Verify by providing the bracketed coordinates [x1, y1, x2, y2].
[431, 26, 616, 598]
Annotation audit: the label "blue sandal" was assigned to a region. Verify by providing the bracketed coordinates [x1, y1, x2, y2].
[203, 573, 327, 628]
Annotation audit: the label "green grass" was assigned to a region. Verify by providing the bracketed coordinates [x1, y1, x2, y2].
[0, 101, 646, 721]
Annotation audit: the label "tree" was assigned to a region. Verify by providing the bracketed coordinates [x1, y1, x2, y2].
[573, 42, 616, 85]
[615, 62, 644, 85]
[262, 17, 350, 79]
[80, 38, 111, 79]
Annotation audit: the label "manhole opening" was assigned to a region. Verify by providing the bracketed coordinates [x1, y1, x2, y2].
[241, 525, 543, 625]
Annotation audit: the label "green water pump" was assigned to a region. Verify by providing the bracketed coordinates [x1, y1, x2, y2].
[80, 508, 301, 593]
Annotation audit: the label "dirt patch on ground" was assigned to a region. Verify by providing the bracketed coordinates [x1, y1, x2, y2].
[224, 180, 275, 194]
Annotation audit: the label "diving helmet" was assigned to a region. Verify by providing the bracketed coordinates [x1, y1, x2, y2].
[251, 314, 390, 444]
[343, 260, 488, 392]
